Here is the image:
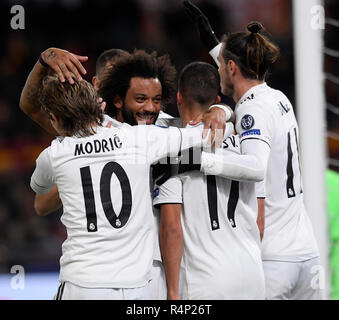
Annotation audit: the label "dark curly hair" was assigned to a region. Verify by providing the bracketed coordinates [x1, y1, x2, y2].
[98, 49, 177, 118]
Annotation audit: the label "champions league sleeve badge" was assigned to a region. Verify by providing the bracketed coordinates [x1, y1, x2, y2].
[241, 114, 255, 130]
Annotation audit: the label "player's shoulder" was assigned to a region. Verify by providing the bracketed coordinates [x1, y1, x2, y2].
[36, 144, 53, 165]
[236, 84, 288, 122]
[156, 112, 181, 128]
[158, 110, 174, 119]
[159, 117, 183, 128]
[102, 114, 126, 128]
[49, 136, 63, 151]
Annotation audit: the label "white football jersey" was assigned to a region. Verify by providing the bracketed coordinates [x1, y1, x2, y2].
[153, 132, 265, 300]
[157, 110, 174, 121]
[104, 111, 176, 264]
[102, 114, 124, 128]
[235, 83, 319, 261]
[31, 124, 209, 288]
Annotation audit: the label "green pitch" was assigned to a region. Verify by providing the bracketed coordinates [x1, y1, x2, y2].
[328, 169, 339, 299]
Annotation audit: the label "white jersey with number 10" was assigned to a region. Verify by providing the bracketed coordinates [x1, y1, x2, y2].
[30, 124, 208, 289]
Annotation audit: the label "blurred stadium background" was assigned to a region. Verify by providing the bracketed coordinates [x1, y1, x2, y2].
[0, 0, 338, 299]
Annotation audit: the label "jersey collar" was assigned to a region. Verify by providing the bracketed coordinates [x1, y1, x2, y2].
[236, 82, 268, 108]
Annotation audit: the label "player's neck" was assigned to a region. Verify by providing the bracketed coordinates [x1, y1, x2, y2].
[179, 102, 205, 126]
[233, 78, 264, 103]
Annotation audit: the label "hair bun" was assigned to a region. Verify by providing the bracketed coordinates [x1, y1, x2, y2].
[247, 21, 263, 34]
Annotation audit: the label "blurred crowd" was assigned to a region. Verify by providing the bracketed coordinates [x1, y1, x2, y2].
[325, 0, 339, 170]
[0, 0, 336, 274]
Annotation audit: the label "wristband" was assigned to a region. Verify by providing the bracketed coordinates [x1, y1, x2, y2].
[208, 104, 232, 122]
[38, 54, 48, 67]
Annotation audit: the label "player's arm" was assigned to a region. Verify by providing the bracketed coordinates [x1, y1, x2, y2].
[19, 60, 55, 134]
[160, 203, 183, 300]
[142, 120, 234, 167]
[19, 48, 88, 135]
[189, 104, 235, 148]
[200, 143, 268, 182]
[30, 148, 58, 216]
[199, 104, 272, 182]
[154, 176, 184, 300]
[183, 0, 222, 66]
[257, 197, 265, 240]
[34, 186, 62, 216]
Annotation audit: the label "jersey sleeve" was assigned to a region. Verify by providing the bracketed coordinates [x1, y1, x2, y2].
[153, 176, 183, 208]
[199, 104, 272, 183]
[30, 148, 56, 194]
[255, 181, 266, 198]
[236, 102, 272, 148]
[142, 125, 182, 164]
[200, 143, 267, 182]
[142, 124, 208, 164]
[138, 123, 231, 165]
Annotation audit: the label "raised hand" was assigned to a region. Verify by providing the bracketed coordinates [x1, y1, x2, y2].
[41, 47, 88, 84]
[183, 0, 220, 50]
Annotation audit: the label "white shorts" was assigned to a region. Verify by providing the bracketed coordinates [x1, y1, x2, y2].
[54, 281, 152, 300]
[150, 260, 167, 300]
[263, 257, 324, 300]
[150, 259, 186, 300]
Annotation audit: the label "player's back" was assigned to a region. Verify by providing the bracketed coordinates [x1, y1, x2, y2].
[154, 134, 265, 299]
[46, 125, 174, 288]
[237, 83, 319, 261]
[181, 171, 264, 299]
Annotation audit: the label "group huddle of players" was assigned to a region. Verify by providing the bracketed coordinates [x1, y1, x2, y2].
[20, 1, 322, 300]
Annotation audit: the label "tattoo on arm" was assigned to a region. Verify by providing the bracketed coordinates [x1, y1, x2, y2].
[26, 84, 39, 105]
[25, 67, 47, 106]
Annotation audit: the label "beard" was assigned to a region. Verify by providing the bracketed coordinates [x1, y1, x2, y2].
[221, 77, 234, 97]
[120, 102, 160, 126]
[220, 68, 234, 97]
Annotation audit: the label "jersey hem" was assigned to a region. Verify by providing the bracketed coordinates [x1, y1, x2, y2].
[59, 277, 151, 289]
[153, 198, 183, 207]
[261, 253, 319, 262]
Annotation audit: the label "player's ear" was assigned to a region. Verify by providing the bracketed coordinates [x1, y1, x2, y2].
[113, 96, 123, 110]
[228, 60, 237, 76]
[50, 112, 58, 123]
[215, 95, 221, 104]
[92, 76, 99, 90]
[177, 91, 183, 106]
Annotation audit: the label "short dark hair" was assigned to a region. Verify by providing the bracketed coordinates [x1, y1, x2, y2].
[39, 75, 103, 137]
[178, 61, 220, 107]
[98, 49, 177, 117]
[221, 21, 280, 81]
[95, 49, 130, 77]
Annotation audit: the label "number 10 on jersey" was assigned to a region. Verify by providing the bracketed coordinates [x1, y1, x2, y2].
[80, 161, 132, 232]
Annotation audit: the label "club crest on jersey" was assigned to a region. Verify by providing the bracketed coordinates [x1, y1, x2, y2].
[241, 114, 255, 130]
[153, 188, 159, 199]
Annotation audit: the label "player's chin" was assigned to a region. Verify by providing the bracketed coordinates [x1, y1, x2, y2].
[221, 86, 230, 97]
